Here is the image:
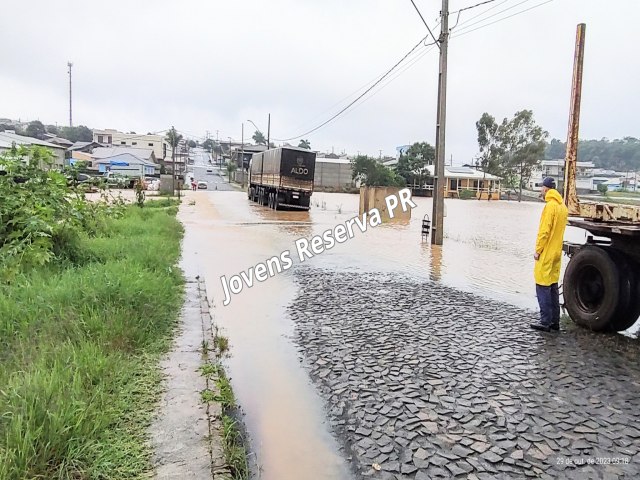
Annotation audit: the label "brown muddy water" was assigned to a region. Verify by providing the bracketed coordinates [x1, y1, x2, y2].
[177, 190, 637, 480]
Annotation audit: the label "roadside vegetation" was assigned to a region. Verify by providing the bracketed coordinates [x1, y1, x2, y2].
[0, 146, 184, 479]
[200, 329, 249, 480]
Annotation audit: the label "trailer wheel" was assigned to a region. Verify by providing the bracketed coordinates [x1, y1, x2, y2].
[607, 252, 640, 332]
[273, 193, 280, 211]
[563, 246, 620, 331]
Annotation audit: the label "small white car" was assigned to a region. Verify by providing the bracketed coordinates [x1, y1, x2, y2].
[197, 181, 208, 189]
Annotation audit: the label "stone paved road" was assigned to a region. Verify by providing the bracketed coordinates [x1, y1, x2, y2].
[288, 268, 640, 480]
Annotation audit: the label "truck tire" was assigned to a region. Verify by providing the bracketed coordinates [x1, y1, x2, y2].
[273, 193, 280, 211]
[607, 252, 640, 331]
[563, 246, 621, 331]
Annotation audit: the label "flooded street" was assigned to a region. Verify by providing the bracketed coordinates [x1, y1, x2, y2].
[178, 189, 640, 480]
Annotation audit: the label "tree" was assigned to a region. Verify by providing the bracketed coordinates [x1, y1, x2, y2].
[597, 183, 608, 196]
[202, 139, 214, 152]
[225, 161, 237, 183]
[395, 141, 435, 187]
[298, 139, 311, 149]
[188, 139, 197, 148]
[26, 120, 46, 140]
[46, 125, 59, 135]
[165, 127, 183, 187]
[252, 130, 266, 145]
[58, 125, 93, 143]
[351, 155, 405, 187]
[475, 110, 547, 202]
[502, 110, 548, 201]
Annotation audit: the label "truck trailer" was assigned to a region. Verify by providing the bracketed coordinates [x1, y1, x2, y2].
[561, 24, 640, 332]
[247, 147, 316, 210]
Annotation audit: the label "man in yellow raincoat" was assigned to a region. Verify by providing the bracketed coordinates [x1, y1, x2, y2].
[530, 177, 569, 332]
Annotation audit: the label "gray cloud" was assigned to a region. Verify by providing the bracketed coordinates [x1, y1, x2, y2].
[1, 0, 638, 161]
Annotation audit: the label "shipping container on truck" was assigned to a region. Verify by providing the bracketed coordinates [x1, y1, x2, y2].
[247, 147, 316, 210]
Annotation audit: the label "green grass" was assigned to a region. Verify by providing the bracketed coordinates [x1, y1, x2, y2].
[221, 415, 249, 480]
[0, 205, 184, 479]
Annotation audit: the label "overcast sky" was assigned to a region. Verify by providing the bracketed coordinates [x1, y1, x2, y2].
[1, 0, 638, 162]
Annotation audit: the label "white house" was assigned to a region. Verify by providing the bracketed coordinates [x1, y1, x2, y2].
[93, 129, 168, 161]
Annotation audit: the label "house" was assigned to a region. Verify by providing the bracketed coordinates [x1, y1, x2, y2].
[68, 141, 105, 163]
[0, 131, 66, 167]
[94, 153, 157, 176]
[93, 129, 168, 161]
[410, 165, 502, 200]
[315, 156, 356, 191]
[529, 159, 595, 193]
[89, 146, 156, 171]
[41, 134, 74, 149]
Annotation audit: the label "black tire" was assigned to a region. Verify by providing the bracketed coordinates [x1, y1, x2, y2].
[273, 193, 280, 211]
[563, 246, 621, 331]
[608, 251, 640, 332]
[268, 192, 273, 209]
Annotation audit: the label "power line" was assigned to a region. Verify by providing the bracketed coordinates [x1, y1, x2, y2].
[453, 0, 536, 33]
[409, 0, 440, 47]
[452, 0, 554, 38]
[454, 0, 511, 27]
[273, 34, 431, 142]
[286, 34, 437, 135]
[451, 0, 497, 15]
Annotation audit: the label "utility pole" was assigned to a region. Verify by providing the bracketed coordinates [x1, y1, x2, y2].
[267, 113, 271, 149]
[241, 123, 245, 189]
[431, 0, 449, 245]
[67, 61, 73, 127]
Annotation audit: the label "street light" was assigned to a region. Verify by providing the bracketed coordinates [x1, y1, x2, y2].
[247, 114, 271, 148]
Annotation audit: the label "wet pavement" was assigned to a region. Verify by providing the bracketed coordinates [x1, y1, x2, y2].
[181, 189, 640, 480]
[289, 269, 640, 479]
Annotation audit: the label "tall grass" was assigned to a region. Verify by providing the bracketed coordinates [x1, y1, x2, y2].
[0, 202, 184, 479]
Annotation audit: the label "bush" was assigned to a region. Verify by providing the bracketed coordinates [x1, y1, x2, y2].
[459, 189, 477, 200]
[597, 183, 608, 195]
[0, 145, 124, 278]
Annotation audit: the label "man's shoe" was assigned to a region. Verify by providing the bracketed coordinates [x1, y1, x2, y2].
[530, 323, 551, 332]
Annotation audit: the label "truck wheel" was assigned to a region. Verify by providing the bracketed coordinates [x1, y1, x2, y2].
[563, 246, 620, 331]
[607, 252, 640, 331]
[274, 194, 280, 210]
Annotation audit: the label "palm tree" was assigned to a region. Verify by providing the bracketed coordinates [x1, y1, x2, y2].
[165, 126, 183, 194]
[298, 139, 311, 149]
[252, 130, 266, 145]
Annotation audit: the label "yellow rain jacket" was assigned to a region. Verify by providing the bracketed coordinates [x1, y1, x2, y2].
[534, 188, 568, 286]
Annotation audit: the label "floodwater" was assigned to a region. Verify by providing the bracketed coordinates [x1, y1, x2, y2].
[178, 189, 636, 480]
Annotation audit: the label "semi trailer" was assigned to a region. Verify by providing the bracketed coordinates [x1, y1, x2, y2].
[247, 146, 316, 210]
[561, 24, 640, 332]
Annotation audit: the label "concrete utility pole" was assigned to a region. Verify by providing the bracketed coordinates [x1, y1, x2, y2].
[267, 113, 271, 148]
[241, 123, 245, 189]
[67, 61, 73, 127]
[431, 0, 449, 245]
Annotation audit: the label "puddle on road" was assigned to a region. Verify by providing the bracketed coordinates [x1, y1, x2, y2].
[178, 190, 638, 479]
[179, 193, 353, 480]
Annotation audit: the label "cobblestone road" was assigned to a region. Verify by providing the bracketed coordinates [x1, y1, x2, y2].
[288, 268, 640, 480]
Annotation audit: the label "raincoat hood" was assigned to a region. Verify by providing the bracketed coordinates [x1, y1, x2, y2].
[544, 188, 563, 205]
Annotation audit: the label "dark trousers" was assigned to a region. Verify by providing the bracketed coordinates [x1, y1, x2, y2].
[536, 283, 560, 327]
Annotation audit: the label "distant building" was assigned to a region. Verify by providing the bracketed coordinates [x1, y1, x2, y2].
[315, 156, 356, 191]
[0, 131, 66, 167]
[529, 159, 595, 193]
[88, 146, 156, 171]
[93, 152, 157, 176]
[410, 165, 502, 200]
[93, 129, 168, 161]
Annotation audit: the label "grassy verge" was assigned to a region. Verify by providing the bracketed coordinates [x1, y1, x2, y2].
[200, 331, 249, 480]
[0, 200, 184, 479]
